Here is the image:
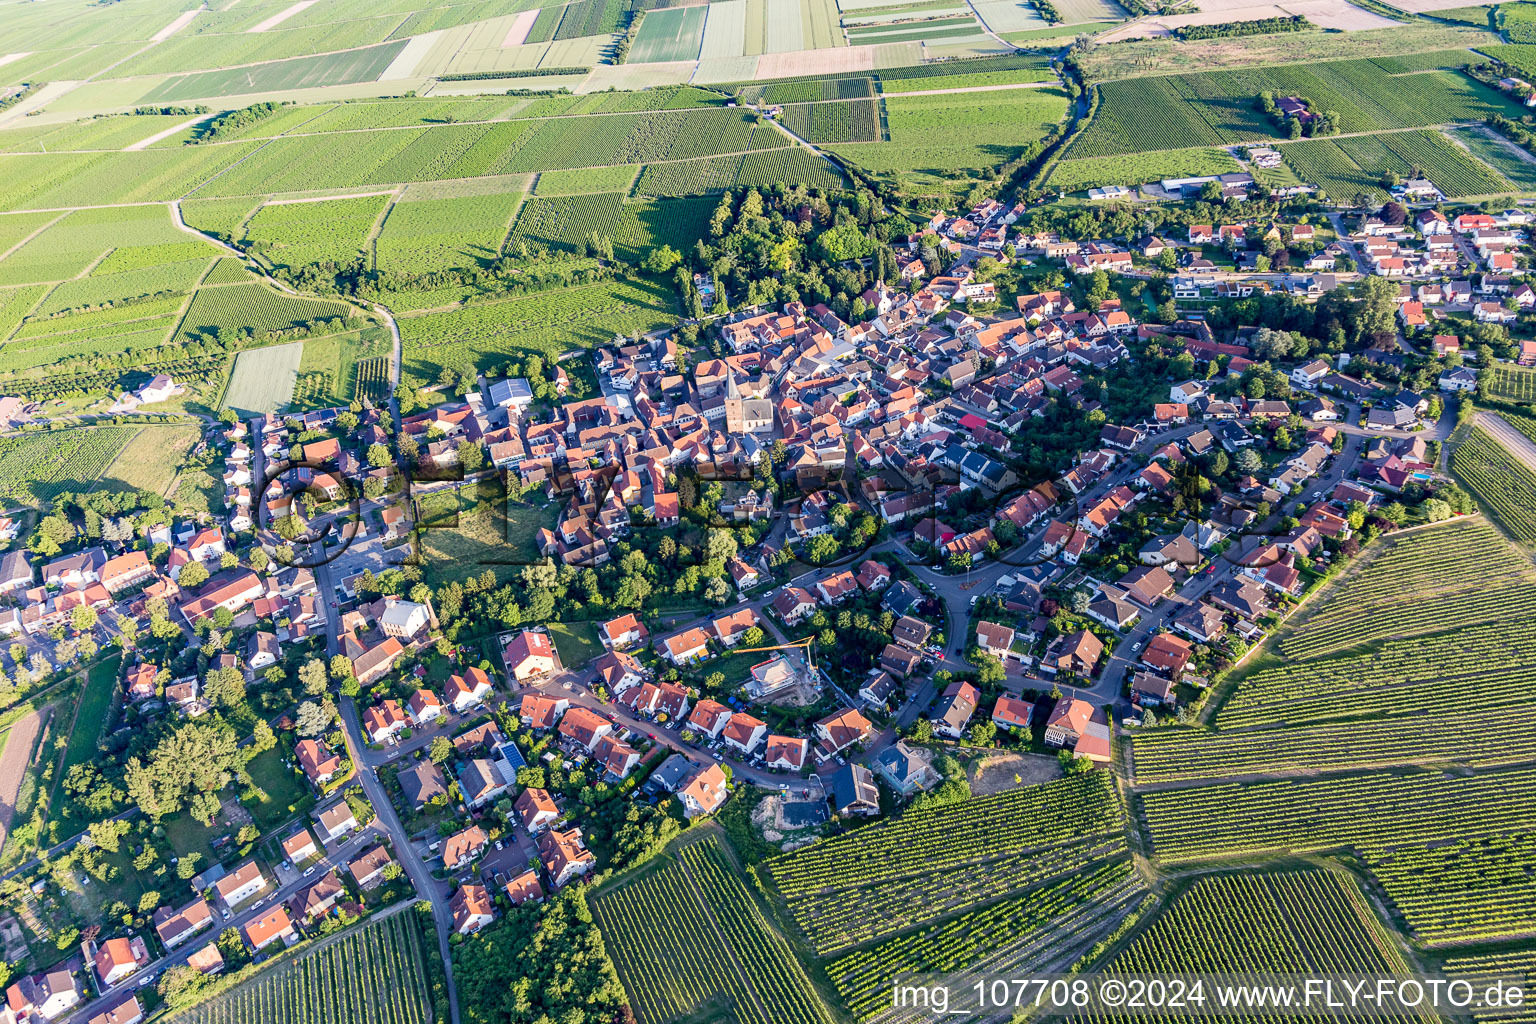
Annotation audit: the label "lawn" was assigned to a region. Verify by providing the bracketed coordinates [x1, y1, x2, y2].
[241, 746, 315, 831]
[548, 620, 602, 670]
[59, 656, 118, 778]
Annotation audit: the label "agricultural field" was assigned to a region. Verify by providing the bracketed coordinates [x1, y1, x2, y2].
[594, 833, 833, 1024]
[765, 773, 1126, 954]
[242, 195, 392, 273]
[291, 329, 392, 409]
[828, 86, 1070, 192]
[629, 5, 709, 63]
[93, 424, 203, 496]
[828, 860, 1145, 1021]
[397, 275, 677, 376]
[633, 148, 846, 196]
[1071, 56, 1523, 159]
[1281, 129, 1511, 201]
[1090, 868, 1424, 1003]
[167, 910, 436, 1024]
[177, 282, 357, 343]
[193, 108, 776, 198]
[508, 192, 628, 255]
[533, 166, 640, 196]
[1447, 126, 1536, 190]
[778, 99, 882, 143]
[1487, 361, 1536, 402]
[1277, 517, 1536, 659]
[1047, 146, 1242, 190]
[878, 66, 1057, 91]
[0, 427, 137, 504]
[0, 205, 193, 288]
[139, 41, 411, 106]
[1451, 427, 1536, 543]
[374, 188, 525, 277]
[223, 340, 305, 416]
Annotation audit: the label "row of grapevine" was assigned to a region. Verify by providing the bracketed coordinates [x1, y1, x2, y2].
[168, 911, 433, 1024]
[765, 772, 1120, 896]
[1451, 427, 1536, 543]
[594, 834, 832, 1024]
[1278, 518, 1536, 659]
[1073, 870, 1426, 1024]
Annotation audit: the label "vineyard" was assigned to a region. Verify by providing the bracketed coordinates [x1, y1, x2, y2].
[1281, 130, 1511, 202]
[776, 99, 881, 144]
[242, 195, 390, 272]
[1217, 616, 1536, 729]
[354, 357, 391, 403]
[177, 283, 357, 343]
[194, 108, 781, 199]
[594, 833, 832, 1024]
[1048, 147, 1242, 191]
[1275, 518, 1536, 659]
[168, 910, 437, 1024]
[1444, 950, 1536, 1023]
[828, 862, 1144, 1021]
[397, 276, 677, 374]
[534, 166, 640, 196]
[1451, 427, 1536, 543]
[1488, 362, 1536, 403]
[632, 148, 844, 197]
[1071, 57, 1522, 159]
[1131, 708, 1536, 784]
[1078, 869, 1426, 1024]
[1139, 764, 1536, 864]
[765, 773, 1125, 953]
[0, 427, 136, 504]
[375, 190, 525, 277]
[509, 193, 627, 255]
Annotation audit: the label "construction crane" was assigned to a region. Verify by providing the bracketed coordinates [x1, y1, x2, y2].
[726, 635, 817, 672]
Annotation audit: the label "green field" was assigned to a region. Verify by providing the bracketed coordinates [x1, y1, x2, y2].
[630, 5, 709, 63]
[376, 188, 525, 277]
[1451, 427, 1536, 544]
[223, 340, 304, 415]
[546, 620, 602, 669]
[94, 424, 204, 496]
[828, 86, 1070, 191]
[1073, 56, 1522, 159]
[292, 329, 393, 409]
[141, 41, 410, 105]
[1280, 129, 1511, 202]
[398, 275, 678, 377]
[178, 282, 355, 343]
[0, 427, 137, 504]
[1447, 126, 1536, 190]
[243, 195, 391, 273]
[1048, 146, 1242, 190]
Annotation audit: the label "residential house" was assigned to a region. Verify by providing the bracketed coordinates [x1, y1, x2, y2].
[451, 884, 495, 935]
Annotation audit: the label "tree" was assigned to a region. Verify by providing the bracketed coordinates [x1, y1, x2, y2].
[295, 701, 330, 738]
[430, 736, 453, 764]
[909, 718, 934, 743]
[250, 719, 277, 753]
[1234, 448, 1263, 475]
[177, 561, 209, 589]
[299, 658, 328, 696]
[70, 605, 98, 632]
[643, 245, 682, 273]
[203, 666, 245, 709]
[968, 720, 997, 746]
[329, 655, 354, 683]
[124, 720, 245, 820]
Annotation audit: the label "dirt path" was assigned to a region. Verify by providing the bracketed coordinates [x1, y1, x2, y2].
[0, 707, 50, 852]
[1477, 411, 1536, 476]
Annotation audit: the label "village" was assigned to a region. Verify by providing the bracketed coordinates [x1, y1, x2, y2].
[0, 177, 1516, 1024]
